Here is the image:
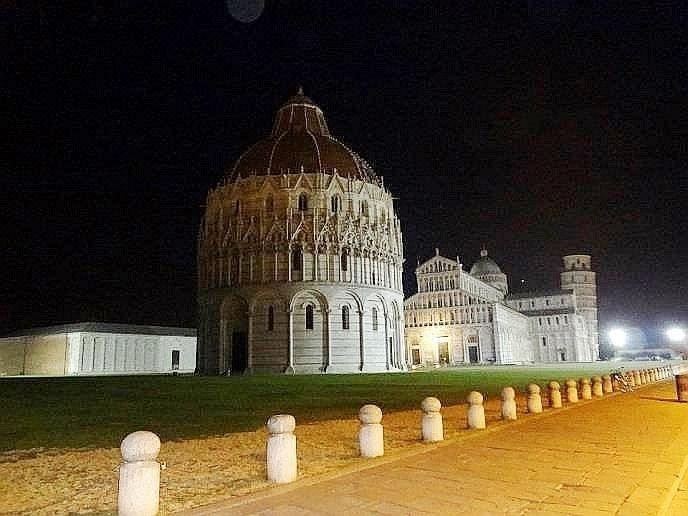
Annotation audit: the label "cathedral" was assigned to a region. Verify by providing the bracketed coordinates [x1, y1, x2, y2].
[197, 90, 598, 375]
[404, 249, 599, 366]
[197, 90, 406, 374]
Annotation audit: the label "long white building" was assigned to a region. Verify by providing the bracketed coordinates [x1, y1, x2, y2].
[404, 249, 598, 366]
[0, 323, 196, 376]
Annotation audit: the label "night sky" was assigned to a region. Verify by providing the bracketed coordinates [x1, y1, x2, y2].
[6, 2, 688, 345]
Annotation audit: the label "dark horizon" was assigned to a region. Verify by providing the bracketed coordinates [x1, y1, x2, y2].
[6, 2, 687, 346]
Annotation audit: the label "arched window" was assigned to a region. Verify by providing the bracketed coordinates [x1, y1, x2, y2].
[267, 305, 274, 331]
[298, 193, 308, 211]
[342, 306, 350, 330]
[305, 305, 314, 330]
[233, 200, 241, 215]
[360, 200, 369, 217]
[265, 196, 274, 215]
[341, 249, 348, 271]
[372, 307, 378, 331]
[331, 195, 340, 214]
[292, 247, 302, 271]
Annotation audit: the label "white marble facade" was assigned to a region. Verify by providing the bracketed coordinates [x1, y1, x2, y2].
[404, 250, 599, 366]
[197, 90, 406, 374]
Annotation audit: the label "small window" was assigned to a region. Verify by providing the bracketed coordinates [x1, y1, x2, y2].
[546, 299, 550, 306]
[265, 196, 274, 215]
[555, 316, 559, 325]
[267, 305, 275, 331]
[342, 306, 350, 330]
[171, 350, 180, 370]
[542, 337, 547, 347]
[361, 200, 369, 217]
[305, 305, 314, 330]
[331, 195, 340, 213]
[530, 301, 535, 308]
[292, 248, 302, 271]
[234, 200, 241, 215]
[561, 298, 564, 305]
[564, 315, 568, 324]
[341, 249, 348, 271]
[372, 307, 378, 331]
[298, 193, 308, 211]
[547, 317, 552, 326]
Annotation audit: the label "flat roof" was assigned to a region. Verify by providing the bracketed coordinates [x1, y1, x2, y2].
[1, 322, 197, 338]
[506, 288, 574, 300]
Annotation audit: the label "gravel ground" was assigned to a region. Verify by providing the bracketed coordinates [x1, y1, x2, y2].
[0, 394, 526, 514]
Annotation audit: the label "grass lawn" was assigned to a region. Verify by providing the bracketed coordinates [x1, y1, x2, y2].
[0, 361, 666, 452]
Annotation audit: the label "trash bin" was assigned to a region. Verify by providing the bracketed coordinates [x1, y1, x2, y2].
[675, 374, 688, 402]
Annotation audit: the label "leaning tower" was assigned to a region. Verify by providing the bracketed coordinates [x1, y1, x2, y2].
[560, 255, 599, 360]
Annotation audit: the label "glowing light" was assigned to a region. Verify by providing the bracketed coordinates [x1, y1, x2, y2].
[666, 327, 686, 343]
[608, 328, 627, 348]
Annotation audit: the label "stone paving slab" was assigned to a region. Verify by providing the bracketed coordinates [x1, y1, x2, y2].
[183, 381, 688, 515]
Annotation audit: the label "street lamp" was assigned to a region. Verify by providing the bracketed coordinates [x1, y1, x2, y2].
[608, 327, 627, 348]
[666, 327, 686, 343]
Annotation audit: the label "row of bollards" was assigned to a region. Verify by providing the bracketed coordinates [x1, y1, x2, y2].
[116, 366, 672, 515]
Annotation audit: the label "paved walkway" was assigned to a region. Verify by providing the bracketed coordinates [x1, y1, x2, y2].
[184, 381, 688, 515]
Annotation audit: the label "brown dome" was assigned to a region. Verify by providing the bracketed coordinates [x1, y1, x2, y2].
[228, 89, 376, 182]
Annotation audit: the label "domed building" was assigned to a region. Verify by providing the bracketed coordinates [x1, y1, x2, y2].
[469, 247, 508, 294]
[197, 90, 406, 374]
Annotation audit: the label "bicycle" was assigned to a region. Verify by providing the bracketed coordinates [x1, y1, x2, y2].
[610, 368, 633, 392]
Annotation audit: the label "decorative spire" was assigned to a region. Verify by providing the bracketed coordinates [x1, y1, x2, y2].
[480, 246, 488, 257]
[297, 85, 304, 96]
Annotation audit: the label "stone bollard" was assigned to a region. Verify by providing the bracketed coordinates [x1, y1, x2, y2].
[118, 431, 161, 516]
[501, 387, 517, 420]
[421, 397, 444, 442]
[548, 381, 562, 408]
[566, 379, 579, 403]
[602, 374, 613, 394]
[676, 374, 688, 402]
[580, 378, 592, 400]
[642, 370, 648, 384]
[359, 405, 384, 458]
[592, 376, 604, 397]
[527, 384, 543, 413]
[466, 391, 486, 429]
[633, 370, 641, 386]
[266, 414, 297, 483]
[628, 370, 636, 387]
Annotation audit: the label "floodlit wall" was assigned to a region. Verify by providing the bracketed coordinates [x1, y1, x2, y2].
[0, 335, 67, 375]
[0, 329, 196, 376]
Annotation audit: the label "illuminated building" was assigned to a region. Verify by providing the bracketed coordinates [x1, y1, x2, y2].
[197, 90, 406, 374]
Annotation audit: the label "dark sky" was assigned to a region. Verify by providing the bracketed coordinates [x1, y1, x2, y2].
[6, 2, 688, 343]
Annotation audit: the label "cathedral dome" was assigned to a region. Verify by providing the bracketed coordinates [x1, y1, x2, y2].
[228, 88, 376, 182]
[470, 248, 503, 276]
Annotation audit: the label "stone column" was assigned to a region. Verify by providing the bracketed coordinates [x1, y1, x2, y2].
[324, 309, 332, 372]
[501, 387, 517, 420]
[566, 379, 579, 403]
[118, 431, 161, 516]
[286, 310, 295, 374]
[592, 376, 603, 397]
[421, 397, 443, 442]
[359, 405, 384, 457]
[266, 415, 297, 483]
[580, 378, 592, 400]
[527, 384, 543, 413]
[466, 391, 486, 429]
[602, 375, 613, 394]
[549, 381, 562, 408]
[358, 309, 365, 371]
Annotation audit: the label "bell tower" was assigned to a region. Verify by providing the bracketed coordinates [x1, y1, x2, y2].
[560, 255, 598, 359]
